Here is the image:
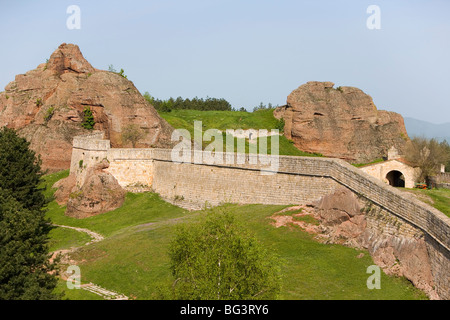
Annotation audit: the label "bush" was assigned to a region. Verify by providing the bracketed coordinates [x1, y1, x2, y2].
[163, 209, 282, 300]
[121, 124, 144, 148]
[405, 137, 450, 183]
[81, 106, 95, 130]
[275, 118, 285, 131]
[44, 106, 55, 123]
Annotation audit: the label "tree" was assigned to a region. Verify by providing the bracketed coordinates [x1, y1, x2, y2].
[143, 93, 232, 112]
[404, 137, 450, 182]
[164, 210, 281, 300]
[0, 127, 59, 299]
[122, 124, 145, 148]
[81, 106, 95, 130]
[0, 127, 46, 211]
[441, 140, 450, 172]
[0, 189, 59, 300]
[143, 91, 155, 105]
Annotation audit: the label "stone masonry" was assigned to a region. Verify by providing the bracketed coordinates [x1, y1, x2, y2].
[69, 132, 450, 299]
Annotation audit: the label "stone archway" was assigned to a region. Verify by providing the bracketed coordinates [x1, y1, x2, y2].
[386, 170, 405, 187]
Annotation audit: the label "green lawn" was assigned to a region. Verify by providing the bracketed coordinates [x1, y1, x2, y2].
[402, 187, 450, 218]
[45, 171, 428, 300]
[160, 109, 322, 157]
[48, 226, 92, 252]
[160, 109, 282, 132]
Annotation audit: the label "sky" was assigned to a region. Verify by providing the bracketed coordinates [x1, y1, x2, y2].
[1, 0, 449, 123]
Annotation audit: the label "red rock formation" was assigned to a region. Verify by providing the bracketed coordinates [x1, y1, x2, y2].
[312, 187, 438, 299]
[0, 43, 174, 172]
[65, 159, 126, 218]
[275, 81, 409, 163]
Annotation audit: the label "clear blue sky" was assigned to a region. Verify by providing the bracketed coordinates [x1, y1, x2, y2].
[1, 0, 449, 123]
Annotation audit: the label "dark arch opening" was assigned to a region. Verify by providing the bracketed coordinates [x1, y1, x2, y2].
[386, 170, 405, 188]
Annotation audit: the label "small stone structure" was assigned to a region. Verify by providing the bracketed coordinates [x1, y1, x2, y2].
[224, 129, 280, 142]
[68, 132, 450, 299]
[436, 172, 450, 189]
[359, 147, 420, 188]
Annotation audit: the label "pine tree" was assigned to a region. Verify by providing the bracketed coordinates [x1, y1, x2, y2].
[0, 190, 59, 300]
[0, 127, 59, 299]
[0, 127, 46, 211]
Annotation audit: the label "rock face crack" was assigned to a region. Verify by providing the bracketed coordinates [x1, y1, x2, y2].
[0, 42, 175, 172]
[275, 81, 408, 163]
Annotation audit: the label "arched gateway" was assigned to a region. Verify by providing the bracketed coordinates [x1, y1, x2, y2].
[386, 170, 405, 187]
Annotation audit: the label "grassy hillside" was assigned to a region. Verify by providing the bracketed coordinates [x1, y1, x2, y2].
[159, 109, 322, 157]
[402, 187, 450, 218]
[43, 171, 427, 300]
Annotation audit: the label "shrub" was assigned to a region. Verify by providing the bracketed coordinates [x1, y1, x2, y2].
[121, 124, 144, 148]
[275, 118, 285, 131]
[44, 106, 55, 123]
[163, 209, 282, 300]
[81, 107, 95, 130]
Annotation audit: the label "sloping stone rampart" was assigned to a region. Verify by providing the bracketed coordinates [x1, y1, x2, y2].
[69, 135, 450, 299]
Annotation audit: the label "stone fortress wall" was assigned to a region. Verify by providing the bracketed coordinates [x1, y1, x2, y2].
[69, 132, 450, 299]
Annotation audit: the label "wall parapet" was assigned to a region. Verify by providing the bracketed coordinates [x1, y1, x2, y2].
[150, 148, 450, 252]
[68, 139, 450, 298]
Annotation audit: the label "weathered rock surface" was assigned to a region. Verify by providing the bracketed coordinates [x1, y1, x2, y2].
[275, 81, 409, 163]
[0, 43, 174, 172]
[53, 173, 77, 205]
[310, 187, 438, 299]
[65, 159, 126, 218]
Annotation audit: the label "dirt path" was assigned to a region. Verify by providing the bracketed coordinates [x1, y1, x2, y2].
[51, 224, 129, 300]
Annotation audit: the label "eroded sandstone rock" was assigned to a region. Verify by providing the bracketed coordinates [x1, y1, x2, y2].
[275, 81, 409, 163]
[65, 159, 126, 218]
[0, 43, 174, 172]
[53, 173, 77, 205]
[311, 187, 438, 299]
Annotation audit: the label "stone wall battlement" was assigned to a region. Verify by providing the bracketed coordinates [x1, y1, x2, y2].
[68, 134, 450, 298]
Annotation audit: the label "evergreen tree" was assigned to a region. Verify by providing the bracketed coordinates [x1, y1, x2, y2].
[0, 189, 59, 300]
[81, 107, 95, 130]
[0, 127, 46, 211]
[0, 127, 59, 299]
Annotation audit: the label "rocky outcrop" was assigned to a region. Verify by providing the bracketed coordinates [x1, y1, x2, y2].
[65, 159, 126, 218]
[0, 43, 174, 172]
[310, 187, 438, 299]
[53, 173, 77, 206]
[275, 81, 409, 163]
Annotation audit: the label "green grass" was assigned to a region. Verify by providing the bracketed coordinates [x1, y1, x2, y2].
[160, 109, 322, 157]
[65, 204, 427, 300]
[45, 171, 427, 300]
[160, 109, 281, 132]
[427, 189, 450, 216]
[292, 214, 320, 225]
[54, 279, 103, 300]
[41, 169, 188, 237]
[46, 192, 187, 237]
[402, 187, 450, 218]
[353, 158, 385, 168]
[48, 226, 91, 252]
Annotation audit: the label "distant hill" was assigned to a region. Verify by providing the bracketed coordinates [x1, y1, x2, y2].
[404, 117, 450, 142]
